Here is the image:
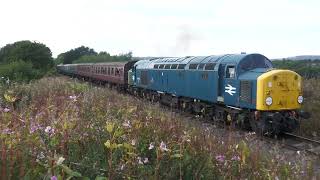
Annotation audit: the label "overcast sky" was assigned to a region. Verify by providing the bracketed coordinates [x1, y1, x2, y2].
[0, 0, 319, 58]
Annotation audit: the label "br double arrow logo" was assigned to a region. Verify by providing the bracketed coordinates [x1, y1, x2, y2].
[225, 84, 236, 96]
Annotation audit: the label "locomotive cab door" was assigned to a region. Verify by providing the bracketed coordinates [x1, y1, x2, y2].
[218, 64, 239, 106]
[218, 63, 226, 101]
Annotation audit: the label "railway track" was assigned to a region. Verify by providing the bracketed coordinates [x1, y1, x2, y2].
[281, 132, 320, 156]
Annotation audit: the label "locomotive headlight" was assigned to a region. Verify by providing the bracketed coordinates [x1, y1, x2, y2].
[297, 95, 303, 104]
[265, 97, 273, 106]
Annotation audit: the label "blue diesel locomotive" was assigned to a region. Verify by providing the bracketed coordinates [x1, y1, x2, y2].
[58, 53, 309, 135]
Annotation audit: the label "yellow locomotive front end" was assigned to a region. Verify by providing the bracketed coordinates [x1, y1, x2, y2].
[256, 69, 303, 111]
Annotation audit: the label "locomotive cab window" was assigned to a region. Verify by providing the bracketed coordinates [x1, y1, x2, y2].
[226, 66, 235, 78]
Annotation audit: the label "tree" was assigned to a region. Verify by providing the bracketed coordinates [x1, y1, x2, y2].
[0, 40, 54, 82]
[0, 40, 54, 72]
[57, 46, 97, 64]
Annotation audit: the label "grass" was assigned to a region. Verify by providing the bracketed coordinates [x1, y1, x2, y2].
[0, 76, 318, 179]
[300, 78, 320, 137]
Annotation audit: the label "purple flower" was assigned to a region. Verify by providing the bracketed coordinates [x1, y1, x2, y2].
[51, 176, 57, 180]
[231, 155, 240, 161]
[30, 123, 41, 134]
[215, 155, 225, 163]
[44, 126, 55, 136]
[3, 108, 10, 113]
[2, 128, 12, 135]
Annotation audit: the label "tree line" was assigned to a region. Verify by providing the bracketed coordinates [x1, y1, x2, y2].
[0, 41, 132, 82]
[272, 59, 320, 78]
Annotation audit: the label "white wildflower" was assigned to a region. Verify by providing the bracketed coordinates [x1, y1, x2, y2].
[45, 126, 52, 133]
[44, 126, 55, 135]
[56, 156, 65, 165]
[131, 139, 136, 146]
[69, 95, 77, 101]
[122, 121, 131, 128]
[148, 143, 154, 150]
[137, 157, 143, 164]
[160, 141, 169, 152]
[143, 157, 149, 164]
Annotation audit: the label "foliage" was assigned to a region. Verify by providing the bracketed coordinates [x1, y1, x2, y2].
[56, 46, 97, 64]
[299, 78, 320, 137]
[72, 51, 133, 64]
[0, 77, 317, 179]
[273, 60, 320, 78]
[0, 40, 53, 71]
[0, 40, 54, 82]
[0, 60, 42, 82]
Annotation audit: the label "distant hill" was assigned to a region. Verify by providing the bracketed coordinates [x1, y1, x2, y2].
[274, 55, 320, 61]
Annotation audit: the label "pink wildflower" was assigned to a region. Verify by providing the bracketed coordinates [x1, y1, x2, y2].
[3, 108, 10, 113]
[51, 176, 57, 180]
[215, 155, 225, 163]
[231, 155, 240, 161]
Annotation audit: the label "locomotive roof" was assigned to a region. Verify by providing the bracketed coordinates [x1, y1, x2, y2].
[135, 54, 269, 69]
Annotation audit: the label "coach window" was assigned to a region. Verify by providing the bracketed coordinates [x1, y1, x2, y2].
[111, 68, 114, 75]
[115, 68, 120, 76]
[159, 64, 165, 69]
[226, 65, 235, 78]
[154, 64, 159, 69]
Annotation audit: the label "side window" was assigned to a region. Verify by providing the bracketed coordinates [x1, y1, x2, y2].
[164, 64, 171, 69]
[189, 64, 198, 70]
[204, 63, 216, 70]
[159, 64, 165, 69]
[226, 66, 236, 78]
[171, 64, 178, 69]
[198, 64, 205, 70]
[154, 64, 159, 69]
[177, 64, 186, 69]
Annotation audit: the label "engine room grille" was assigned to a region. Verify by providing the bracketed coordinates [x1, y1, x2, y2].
[240, 81, 251, 103]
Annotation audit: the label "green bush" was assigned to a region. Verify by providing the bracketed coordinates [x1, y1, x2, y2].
[0, 60, 42, 82]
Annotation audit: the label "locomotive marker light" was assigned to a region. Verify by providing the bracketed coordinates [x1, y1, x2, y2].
[266, 97, 273, 106]
[225, 84, 236, 96]
[298, 95, 303, 104]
